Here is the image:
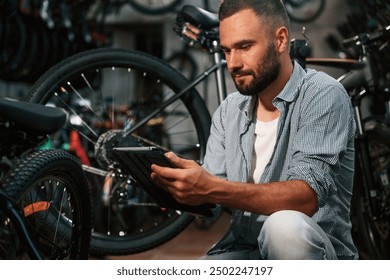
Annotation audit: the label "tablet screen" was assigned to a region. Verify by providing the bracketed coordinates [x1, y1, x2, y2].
[111, 146, 214, 217]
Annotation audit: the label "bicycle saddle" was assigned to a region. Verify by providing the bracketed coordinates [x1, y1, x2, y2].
[0, 97, 67, 133]
[177, 5, 219, 29]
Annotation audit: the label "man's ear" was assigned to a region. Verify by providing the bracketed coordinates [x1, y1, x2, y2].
[275, 26, 289, 53]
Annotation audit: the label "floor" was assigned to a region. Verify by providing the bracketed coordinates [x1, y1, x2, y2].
[100, 211, 232, 260]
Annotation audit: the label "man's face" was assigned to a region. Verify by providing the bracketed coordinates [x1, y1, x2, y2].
[219, 9, 281, 96]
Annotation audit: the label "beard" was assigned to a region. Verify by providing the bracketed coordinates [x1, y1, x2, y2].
[231, 42, 281, 96]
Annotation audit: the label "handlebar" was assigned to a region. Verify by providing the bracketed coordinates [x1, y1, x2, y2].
[342, 24, 390, 48]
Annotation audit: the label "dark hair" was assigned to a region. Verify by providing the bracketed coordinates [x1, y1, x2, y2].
[218, 0, 290, 35]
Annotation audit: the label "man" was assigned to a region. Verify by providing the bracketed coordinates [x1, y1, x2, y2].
[151, 0, 358, 260]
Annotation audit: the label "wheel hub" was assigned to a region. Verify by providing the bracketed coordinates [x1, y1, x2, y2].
[94, 130, 141, 168]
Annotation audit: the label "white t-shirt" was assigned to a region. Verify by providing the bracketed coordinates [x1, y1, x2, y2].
[249, 117, 279, 183]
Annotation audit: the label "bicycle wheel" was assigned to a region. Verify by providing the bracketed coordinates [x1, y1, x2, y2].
[128, 0, 183, 15]
[351, 123, 390, 259]
[0, 149, 91, 259]
[284, 0, 325, 23]
[27, 48, 211, 255]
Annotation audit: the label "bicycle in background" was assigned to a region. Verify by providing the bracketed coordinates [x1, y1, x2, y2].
[293, 24, 390, 259]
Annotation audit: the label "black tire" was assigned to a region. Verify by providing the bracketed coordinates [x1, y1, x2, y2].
[284, 0, 325, 23]
[0, 149, 91, 259]
[27, 48, 211, 255]
[128, 0, 183, 15]
[351, 123, 390, 259]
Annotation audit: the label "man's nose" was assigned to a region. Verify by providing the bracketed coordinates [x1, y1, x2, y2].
[227, 50, 243, 72]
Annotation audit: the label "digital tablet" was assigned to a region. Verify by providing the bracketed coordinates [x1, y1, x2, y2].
[111, 146, 215, 217]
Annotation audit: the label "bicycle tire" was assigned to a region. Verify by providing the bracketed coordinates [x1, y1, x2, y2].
[27, 47, 211, 255]
[128, 0, 183, 15]
[284, 0, 325, 23]
[0, 149, 91, 259]
[351, 123, 390, 259]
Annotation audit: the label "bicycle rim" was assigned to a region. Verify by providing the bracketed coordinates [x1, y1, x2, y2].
[0, 149, 91, 259]
[27, 48, 211, 255]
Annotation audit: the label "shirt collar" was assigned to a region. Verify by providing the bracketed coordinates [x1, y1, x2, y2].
[275, 61, 306, 103]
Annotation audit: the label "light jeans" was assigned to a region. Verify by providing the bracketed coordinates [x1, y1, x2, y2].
[201, 210, 337, 260]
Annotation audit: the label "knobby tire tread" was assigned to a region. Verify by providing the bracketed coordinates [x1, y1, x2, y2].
[1, 149, 92, 259]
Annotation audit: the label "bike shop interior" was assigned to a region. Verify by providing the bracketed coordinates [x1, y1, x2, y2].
[1, 0, 389, 260]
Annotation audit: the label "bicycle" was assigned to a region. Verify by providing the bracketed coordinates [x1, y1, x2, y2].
[26, 5, 216, 256]
[310, 28, 390, 260]
[291, 23, 390, 259]
[27, 4, 389, 259]
[0, 97, 92, 259]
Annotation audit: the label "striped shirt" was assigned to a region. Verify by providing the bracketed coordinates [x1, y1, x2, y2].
[203, 61, 358, 259]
